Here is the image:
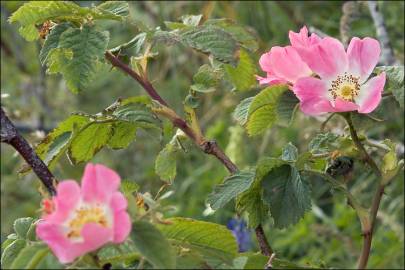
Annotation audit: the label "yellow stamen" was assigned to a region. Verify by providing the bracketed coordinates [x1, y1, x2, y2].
[66, 204, 109, 240]
[329, 72, 360, 102]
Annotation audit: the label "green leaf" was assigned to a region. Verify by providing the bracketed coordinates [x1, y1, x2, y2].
[255, 157, 287, 180]
[120, 180, 139, 196]
[107, 122, 137, 149]
[376, 65, 404, 108]
[96, 1, 130, 17]
[191, 64, 223, 93]
[238, 252, 312, 269]
[261, 165, 311, 228]
[9, 1, 127, 41]
[204, 18, 258, 52]
[277, 90, 299, 126]
[9, 1, 87, 41]
[158, 217, 238, 266]
[281, 143, 298, 162]
[308, 133, 340, 154]
[49, 25, 109, 93]
[10, 243, 48, 269]
[233, 97, 253, 126]
[246, 85, 288, 136]
[225, 49, 257, 91]
[207, 170, 255, 210]
[131, 221, 176, 269]
[236, 183, 267, 228]
[68, 122, 113, 164]
[13, 217, 34, 239]
[97, 241, 139, 265]
[20, 115, 89, 174]
[180, 25, 240, 66]
[155, 143, 178, 183]
[112, 103, 161, 130]
[39, 23, 71, 65]
[1, 239, 26, 269]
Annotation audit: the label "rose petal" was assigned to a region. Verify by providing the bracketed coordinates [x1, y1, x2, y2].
[81, 164, 120, 203]
[304, 37, 348, 80]
[112, 211, 131, 243]
[47, 180, 81, 223]
[268, 46, 312, 83]
[347, 37, 381, 83]
[356, 73, 386, 113]
[36, 222, 81, 264]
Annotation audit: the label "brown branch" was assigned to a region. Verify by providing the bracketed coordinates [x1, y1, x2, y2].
[342, 113, 384, 269]
[104, 51, 273, 257]
[1, 107, 57, 196]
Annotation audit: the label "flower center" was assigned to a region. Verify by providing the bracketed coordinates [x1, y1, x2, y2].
[329, 72, 360, 102]
[65, 203, 110, 241]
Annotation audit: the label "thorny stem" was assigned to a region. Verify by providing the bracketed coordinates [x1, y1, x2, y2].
[343, 113, 386, 269]
[1, 107, 57, 196]
[104, 51, 273, 257]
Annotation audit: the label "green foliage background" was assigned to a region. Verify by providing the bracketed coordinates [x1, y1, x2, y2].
[1, 1, 404, 269]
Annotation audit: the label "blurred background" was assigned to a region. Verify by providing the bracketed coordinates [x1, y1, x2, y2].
[1, 1, 404, 268]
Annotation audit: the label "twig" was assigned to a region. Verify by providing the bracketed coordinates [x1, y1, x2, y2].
[104, 51, 273, 257]
[343, 113, 381, 178]
[342, 113, 385, 269]
[320, 113, 336, 132]
[1, 107, 57, 195]
[367, 1, 397, 65]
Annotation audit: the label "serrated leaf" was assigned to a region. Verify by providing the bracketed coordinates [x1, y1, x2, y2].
[261, 164, 311, 228]
[155, 143, 178, 183]
[10, 242, 48, 269]
[247, 85, 288, 136]
[108, 122, 137, 149]
[238, 252, 312, 269]
[131, 221, 176, 269]
[112, 103, 161, 130]
[20, 115, 90, 175]
[204, 18, 258, 52]
[255, 157, 287, 181]
[180, 25, 239, 66]
[96, 1, 129, 17]
[233, 97, 253, 126]
[9, 1, 126, 41]
[281, 143, 298, 162]
[158, 217, 238, 266]
[9, 1, 86, 41]
[207, 170, 255, 210]
[236, 183, 267, 229]
[1, 239, 26, 269]
[68, 122, 113, 164]
[277, 90, 299, 126]
[191, 64, 223, 93]
[120, 180, 139, 197]
[13, 217, 34, 239]
[308, 133, 340, 154]
[39, 23, 71, 65]
[97, 241, 138, 265]
[376, 65, 404, 108]
[225, 49, 257, 91]
[49, 25, 109, 93]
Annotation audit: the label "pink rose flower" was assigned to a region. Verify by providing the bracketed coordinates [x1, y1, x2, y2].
[257, 45, 312, 86]
[293, 36, 385, 115]
[36, 164, 131, 264]
[257, 26, 386, 115]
